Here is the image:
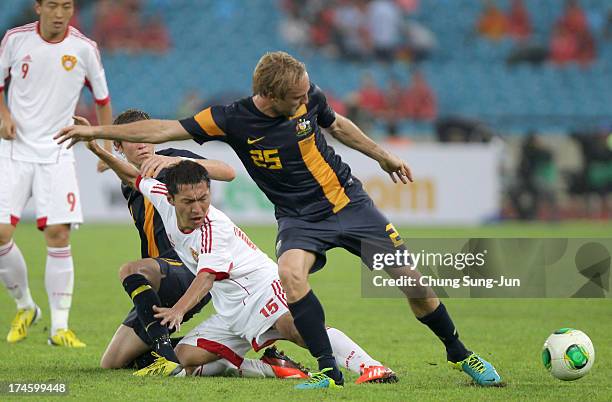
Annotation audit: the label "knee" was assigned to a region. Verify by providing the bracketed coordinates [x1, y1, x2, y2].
[44, 225, 70, 247]
[99, 353, 121, 369]
[118, 261, 141, 282]
[278, 265, 307, 295]
[0, 225, 14, 246]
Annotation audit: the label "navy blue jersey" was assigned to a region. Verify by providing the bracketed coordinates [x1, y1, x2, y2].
[121, 148, 206, 259]
[180, 83, 368, 221]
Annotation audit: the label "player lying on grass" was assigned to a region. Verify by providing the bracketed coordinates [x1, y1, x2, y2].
[78, 112, 306, 379]
[88, 145, 397, 385]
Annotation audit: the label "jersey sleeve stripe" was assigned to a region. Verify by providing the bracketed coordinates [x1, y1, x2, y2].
[297, 135, 350, 213]
[94, 96, 110, 106]
[143, 198, 160, 257]
[197, 268, 230, 281]
[194, 107, 225, 136]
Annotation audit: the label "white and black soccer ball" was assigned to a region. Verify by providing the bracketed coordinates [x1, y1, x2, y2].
[542, 328, 595, 381]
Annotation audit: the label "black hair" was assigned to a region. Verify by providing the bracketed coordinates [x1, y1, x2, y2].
[165, 160, 210, 196]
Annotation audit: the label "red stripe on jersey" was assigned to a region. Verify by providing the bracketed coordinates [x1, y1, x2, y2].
[1, 24, 36, 56]
[70, 28, 103, 67]
[198, 268, 229, 281]
[94, 96, 110, 106]
[135, 175, 143, 191]
[2, 23, 36, 44]
[196, 338, 243, 368]
[0, 241, 14, 256]
[150, 191, 168, 195]
[84, 78, 110, 105]
[205, 217, 212, 253]
[200, 226, 207, 255]
[272, 280, 288, 308]
[37, 22, 69, 44]
[229, 278, 250, 295]
[10, 214, 19, 226]
[37, 217, 47, 231]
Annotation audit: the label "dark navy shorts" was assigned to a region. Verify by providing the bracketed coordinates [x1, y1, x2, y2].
[122, 257, 211, 344]
[275, 198, 408, 273]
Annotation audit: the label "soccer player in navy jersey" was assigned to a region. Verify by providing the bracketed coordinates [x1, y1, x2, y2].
[57, 52, 501, 388]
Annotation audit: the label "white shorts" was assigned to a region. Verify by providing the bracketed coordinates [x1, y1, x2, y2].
[0, 157, 83, 230]
[179, 279, 289, 367]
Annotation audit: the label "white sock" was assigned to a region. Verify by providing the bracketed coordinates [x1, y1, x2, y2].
[192, 360, 231, 376]
[193, 358, 275, 378]
[328, 327, 382, 374]
[0, 240, 35, 309]
[45, 246, 74, 335]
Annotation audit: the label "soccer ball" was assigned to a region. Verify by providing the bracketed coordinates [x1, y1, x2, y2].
[542, 328, 595, 381]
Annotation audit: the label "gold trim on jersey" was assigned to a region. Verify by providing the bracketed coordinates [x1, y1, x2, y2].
[143, 198, 160, 257]
[289, 104, 307, 120]
[195, 107, 225, 136]
[298, 135, 350, 213]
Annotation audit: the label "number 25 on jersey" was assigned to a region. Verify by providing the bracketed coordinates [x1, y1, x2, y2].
[250, 149, 282, 170]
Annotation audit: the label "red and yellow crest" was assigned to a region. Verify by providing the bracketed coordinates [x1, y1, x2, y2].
[61, 55, 77, 71]
[191, 247, 199, 263]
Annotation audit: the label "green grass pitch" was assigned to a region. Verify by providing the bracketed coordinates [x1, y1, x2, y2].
[0, 222, 610, 401]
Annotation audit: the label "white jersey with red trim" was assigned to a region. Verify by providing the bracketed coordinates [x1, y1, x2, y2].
[136, 176, 281, 326]
[0, 22, 110, 163]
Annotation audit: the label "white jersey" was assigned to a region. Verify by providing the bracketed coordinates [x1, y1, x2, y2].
[136, 177, 280, 325]
[0, 22, 110, 163]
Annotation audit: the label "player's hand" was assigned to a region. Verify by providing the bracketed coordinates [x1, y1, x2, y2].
[379, 153, 413, 184]
[0, 115, 16, 140]
[54, 125, 99, 149]
[73, 115, 91, 127]
[153, 305, 184, 332]
[141, 155, 182, 178]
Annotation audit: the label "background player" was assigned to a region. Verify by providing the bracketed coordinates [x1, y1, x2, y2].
[55, 51, 501, 387]
[0, 0, 113, 347]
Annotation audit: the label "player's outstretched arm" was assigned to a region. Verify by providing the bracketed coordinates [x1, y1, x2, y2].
[86, 139, 140, 187]
[153, 271, 215, 331]
[73, 117, 141, 187]
[54, 119, 191, 149]
[326, 113, 413, 184]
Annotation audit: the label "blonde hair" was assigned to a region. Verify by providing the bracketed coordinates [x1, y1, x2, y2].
[252, 51, 306, 99]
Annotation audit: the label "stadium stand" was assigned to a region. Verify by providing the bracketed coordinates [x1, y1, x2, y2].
[1, 0, 610, 133]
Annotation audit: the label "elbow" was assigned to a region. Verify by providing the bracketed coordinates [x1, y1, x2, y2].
[223, 166, 236, 182]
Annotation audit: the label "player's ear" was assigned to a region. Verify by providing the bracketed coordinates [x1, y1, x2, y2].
[34, 1, 42, 16]
[113, 140, 122, 153]
[166, 194, 175, 206]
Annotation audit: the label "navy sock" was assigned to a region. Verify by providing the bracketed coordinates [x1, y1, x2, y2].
[122, 274, 178, 363]
[418, 303, 471, 363]
[289, 290, 343, 384]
